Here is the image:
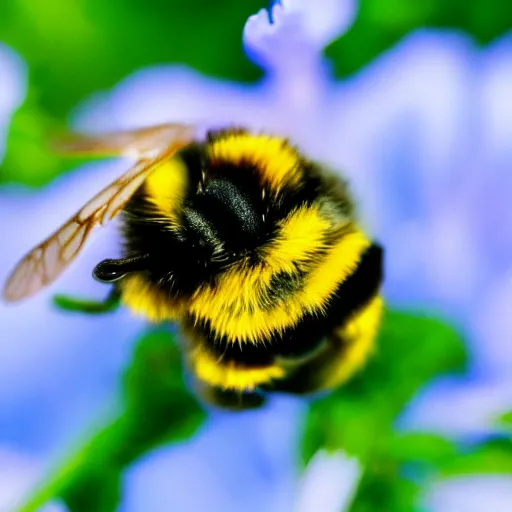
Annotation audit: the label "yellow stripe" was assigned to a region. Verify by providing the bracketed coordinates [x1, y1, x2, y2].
[120, 274, 184, 322]
[262, 205, 333, 273]
[189, 347, 285, 391]
[208, 133, 302, 193]
[319, 295, 384, 389]
[144, 157, 189, 223]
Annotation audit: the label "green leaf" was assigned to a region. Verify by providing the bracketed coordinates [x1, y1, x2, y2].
[350, 455, 421, 512]
[52, 291, 120, 315]
[388, 432, 457, 467]
[0, 92, 72, 186]
[441, 438, 512, 476]
[0, 0, 265, 118]
[16, 328, 206, 512]
[497, 410, 512, 429]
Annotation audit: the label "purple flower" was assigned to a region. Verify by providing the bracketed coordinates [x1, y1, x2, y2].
[0, 162, 147, 506]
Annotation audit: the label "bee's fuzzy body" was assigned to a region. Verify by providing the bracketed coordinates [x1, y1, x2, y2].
[118, 129, 383, 408]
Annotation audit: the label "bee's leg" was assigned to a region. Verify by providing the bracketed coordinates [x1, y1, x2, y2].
[194, 381, 266, 411]
[52, 287, 121, 314]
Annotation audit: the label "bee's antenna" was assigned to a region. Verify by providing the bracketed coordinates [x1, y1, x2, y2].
[93, 254, 150, 283]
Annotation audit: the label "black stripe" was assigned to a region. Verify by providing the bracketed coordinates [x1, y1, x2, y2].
[257, 267, 308, 310]
[188, 243, 384, 367]
[176, 143, 206, 196]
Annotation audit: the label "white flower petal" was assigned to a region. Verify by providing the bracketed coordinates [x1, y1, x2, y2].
[481, 33, 512, 160]
[422, 476, 512, 512]
[281, 0, 357, 46]
[471, 273, 512, 377]
[71, 66, 272, 133]
[244, 0, 356, 69]
[294, 450, 361, 512]
[242, 0, 355, 114]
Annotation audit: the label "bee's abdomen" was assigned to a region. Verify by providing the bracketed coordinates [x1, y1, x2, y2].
[184, 243, 383, 386]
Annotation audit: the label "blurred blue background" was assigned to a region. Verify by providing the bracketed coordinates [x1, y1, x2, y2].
[1, 0, 512, 511]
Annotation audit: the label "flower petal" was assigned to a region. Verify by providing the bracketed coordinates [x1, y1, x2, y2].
[121, 398, 302, 512]
[399, 376, 512, 437]
[243, 0, 357, 70]
[71, 66, 271, 133]
[422, 476, 512, 512]
[281, 0, 357, 46]
[294, 450, 361, 512]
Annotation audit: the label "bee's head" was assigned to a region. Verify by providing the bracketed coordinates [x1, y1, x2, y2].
[178, 174, 268, 268]
[114, 130, 322, 297]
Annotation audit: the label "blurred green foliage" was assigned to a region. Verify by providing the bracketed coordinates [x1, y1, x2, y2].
[16, 328, 206, 512]
[0, 0, 265, 117]
[0, 0, 267, 186]
[441, 438, 512, 477]
[302, 310, 467, 462]
[328, 0, 512, 77]
[499, 410, 512, 428]
[2, 0, 512, 186]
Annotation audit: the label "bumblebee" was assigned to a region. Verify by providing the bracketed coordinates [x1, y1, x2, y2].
[3, 124, 384, 409]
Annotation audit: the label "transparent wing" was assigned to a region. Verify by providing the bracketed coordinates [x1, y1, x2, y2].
[3, 123, 197, 303]
[53, 123, 196, 159]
